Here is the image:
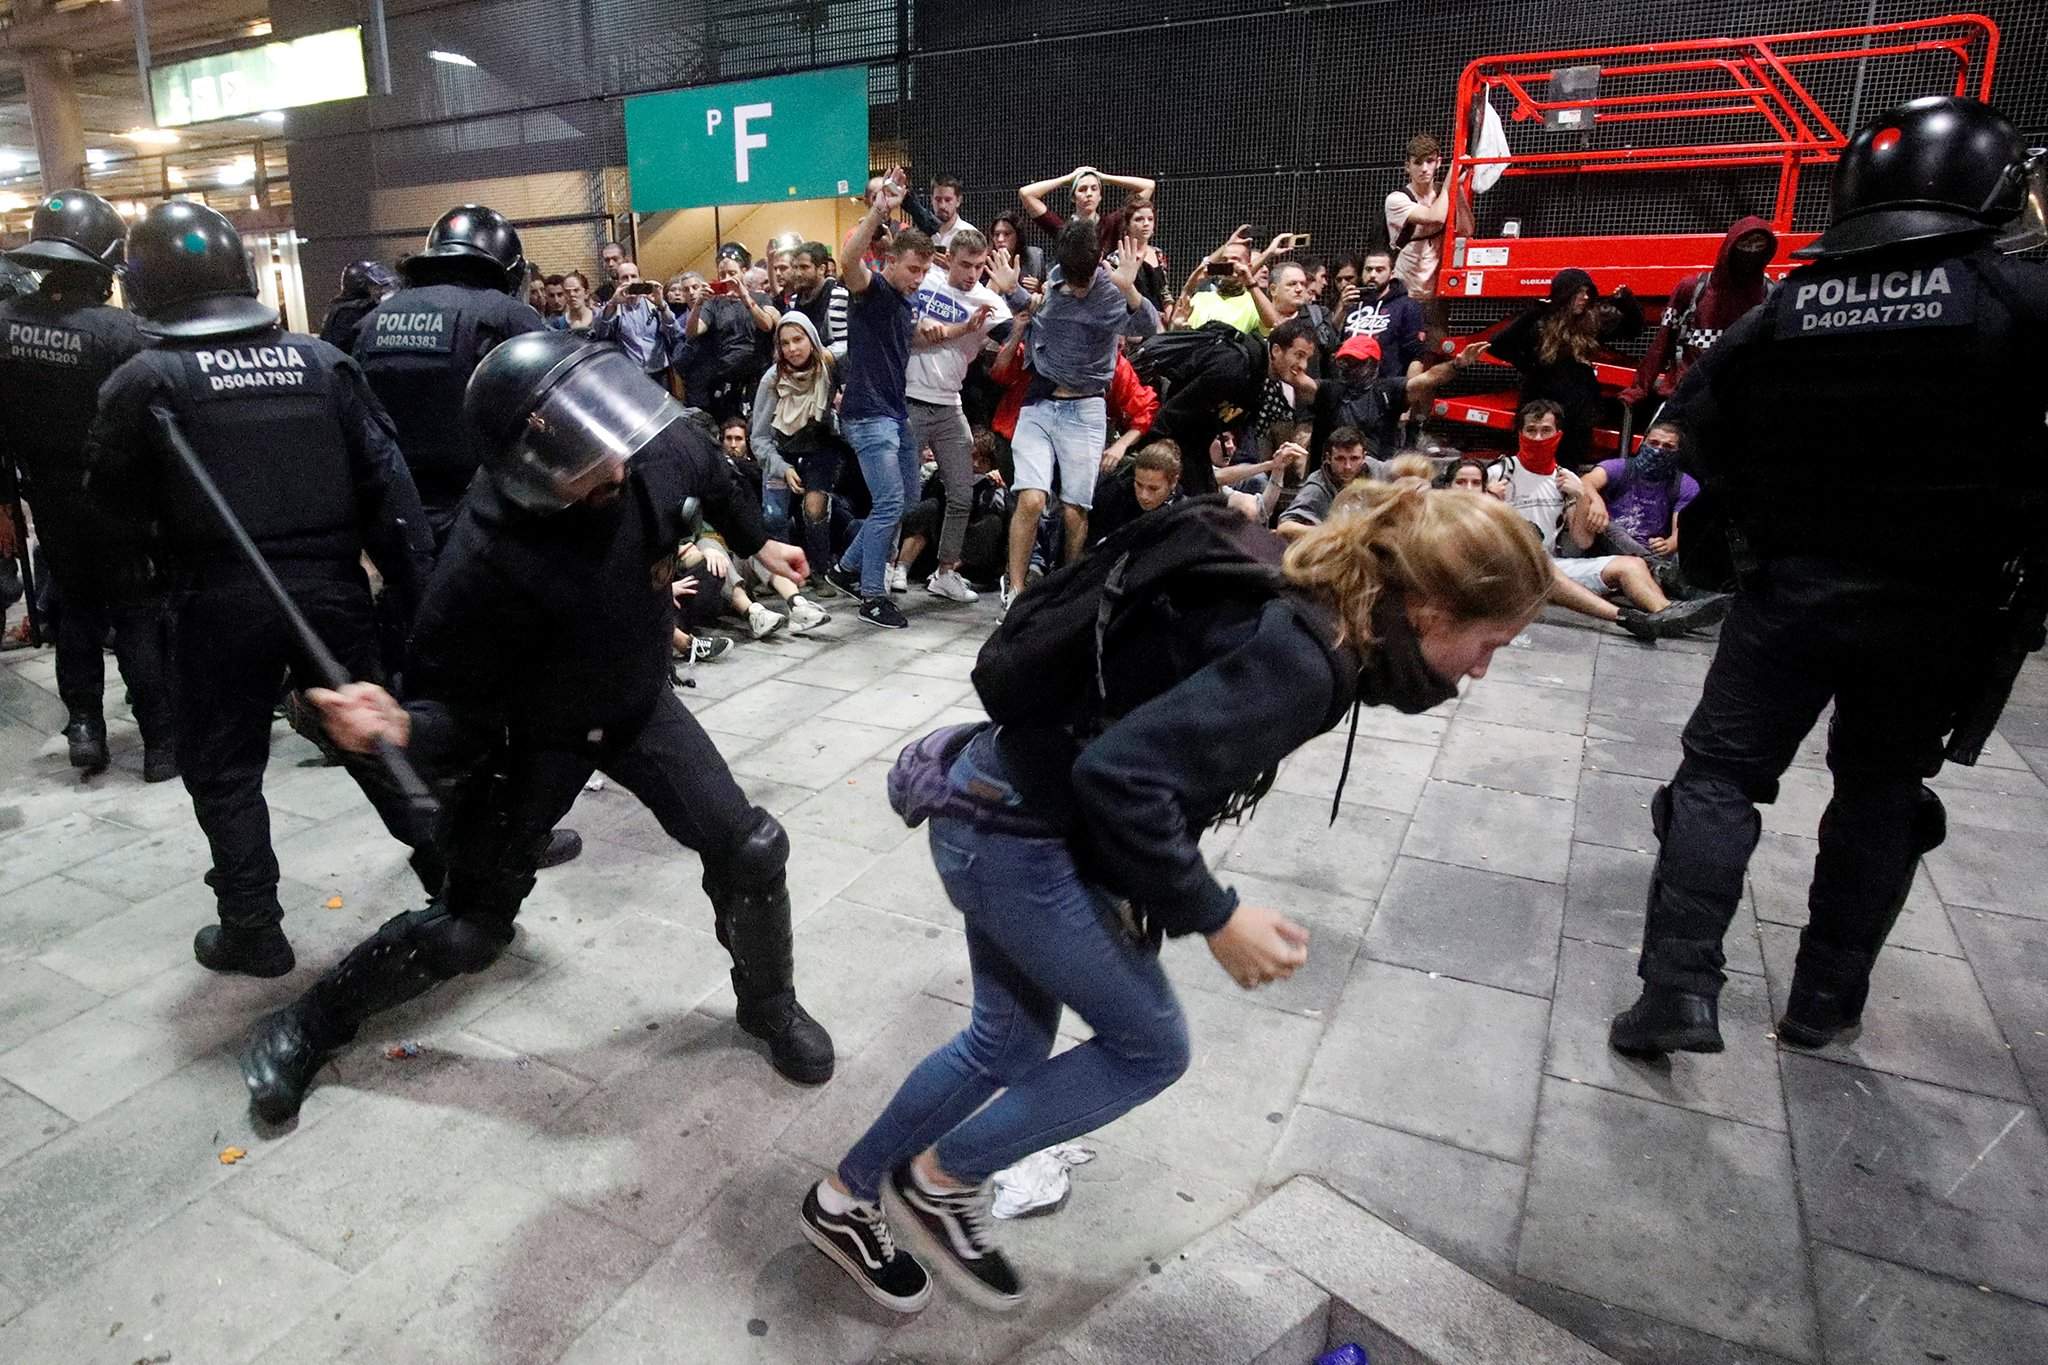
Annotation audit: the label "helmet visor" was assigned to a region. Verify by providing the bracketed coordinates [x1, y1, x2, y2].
[498, 347, 682, 511]
[1995, 147, 2048, 254]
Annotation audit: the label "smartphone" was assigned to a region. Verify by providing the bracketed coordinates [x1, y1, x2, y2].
[710, 279, 738, 297]
[626, 280, 658, 295]
[1293, 233, 1313, 249]
[1206, 261, 1236, 278]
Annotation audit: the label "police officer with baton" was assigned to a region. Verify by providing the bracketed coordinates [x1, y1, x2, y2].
[85, 201, 442, 978]
[1610, 97, 2048, 1057]
[239, 330, 836, 1122]
[0, 189, 177, 777]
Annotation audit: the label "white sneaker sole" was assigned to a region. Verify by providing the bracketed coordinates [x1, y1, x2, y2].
[881, 1179, 1024, 1313]
[799, 1210, 933, 1314]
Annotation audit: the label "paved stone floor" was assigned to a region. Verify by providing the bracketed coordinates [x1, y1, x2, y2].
[1, 589, 2044, 1365]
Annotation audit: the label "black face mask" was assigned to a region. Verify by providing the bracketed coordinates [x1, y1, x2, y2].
[1358, 590, 1459, 714]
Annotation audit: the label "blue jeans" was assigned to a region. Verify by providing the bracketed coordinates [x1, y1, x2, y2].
[838, 731, 1191, 1201]
[762, 484, 793, 544]
[839, 415, 918, 600]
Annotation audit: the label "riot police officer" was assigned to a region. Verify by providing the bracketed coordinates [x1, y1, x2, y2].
[352, 204, 545, 548]
[85, 201, 441, 978]
[317, 258, 397, 350]
[349, 204, 581, 870]
[1610, 97, 2048, 1057]
[238, 331, 835, 1121]
[0, 189, 177, 779]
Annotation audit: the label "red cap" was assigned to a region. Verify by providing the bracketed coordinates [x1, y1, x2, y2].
[1335, 334, 1382, 364]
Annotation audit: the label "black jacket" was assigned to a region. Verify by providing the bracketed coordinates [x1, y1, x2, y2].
[353, 282, 546, 520]
[997, 592, 1358, 937]
[1493, 290, 1642, 467]
[86, 326, 432, 617]
[0, 288, 147, 512]
[403, 418, 766, 768]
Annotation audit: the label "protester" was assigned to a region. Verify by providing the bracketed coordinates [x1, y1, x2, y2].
[1491, 269, 1643, 468]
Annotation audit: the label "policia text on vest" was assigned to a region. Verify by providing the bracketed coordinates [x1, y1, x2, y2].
[190, 342, 311, 393]
[1786, 266, 1963, 333]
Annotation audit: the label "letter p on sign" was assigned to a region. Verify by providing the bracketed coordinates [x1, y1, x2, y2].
[732, 102, 772, 184]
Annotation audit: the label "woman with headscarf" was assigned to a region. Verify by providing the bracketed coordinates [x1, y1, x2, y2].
[1491, 267, 1642, 468]
[751, 311, 854, 594]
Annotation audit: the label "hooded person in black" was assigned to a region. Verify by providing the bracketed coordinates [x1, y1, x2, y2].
[237, 332, 835, 1123]
[1491, 268, 1643, 468]
[1623, 216, 1778, 414]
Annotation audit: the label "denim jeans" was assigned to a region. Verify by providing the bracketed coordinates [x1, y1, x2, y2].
[839, 414, 918, 599]
[762, 484, 793, 544]
[1009, 396, 1107, 510]
[838, 730, 1191, 1201]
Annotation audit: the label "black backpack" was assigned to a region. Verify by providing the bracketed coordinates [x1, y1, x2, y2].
[1128, 322, 1267, 408]
[972, 496, 1365, 819]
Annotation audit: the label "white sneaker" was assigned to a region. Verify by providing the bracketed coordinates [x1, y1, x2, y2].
[888, 563, 910, 594]
[787, 595, 831, 634]
[747, 602, 785, 640]
[926, 569, 978, 604]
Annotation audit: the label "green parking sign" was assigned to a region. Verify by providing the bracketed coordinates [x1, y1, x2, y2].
[624, 66, 871, 212]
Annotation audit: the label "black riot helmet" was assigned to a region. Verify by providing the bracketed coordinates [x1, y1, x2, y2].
[122, 200, 279, 340]
[403, 204, 526, 292]
[338, 258, 398, 300]
[464, 330, 683, 513]
[4, 188, 127, 275]
[1798, 96, 2037, 260]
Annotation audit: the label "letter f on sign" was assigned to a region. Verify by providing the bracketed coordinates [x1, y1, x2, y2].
[733, 102, 772, 183]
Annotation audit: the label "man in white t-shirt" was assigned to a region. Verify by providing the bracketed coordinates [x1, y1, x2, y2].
[1486, 400, 1728, 640]
[903, 226, 1010, 602]
[927, 174, 977, 251]
[1385, 134, 1450, 301]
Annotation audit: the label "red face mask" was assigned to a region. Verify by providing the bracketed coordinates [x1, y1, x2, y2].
[1518, 429, 1561, 476]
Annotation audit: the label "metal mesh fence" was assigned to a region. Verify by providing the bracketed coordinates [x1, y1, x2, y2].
[282, 0, 2046, 333]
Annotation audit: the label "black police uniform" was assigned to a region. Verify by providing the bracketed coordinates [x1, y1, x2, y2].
[318, 296, 380, 351]
[239, 334, 834, 1121]
[0, 280, 176, 768]
[88, 256, 440, 951]
[1613, 98, 2048, 1055]
[354, 282, 544, 545]
[317, 260, 396, 351]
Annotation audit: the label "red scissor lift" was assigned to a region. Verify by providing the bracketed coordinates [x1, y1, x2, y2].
[1427, 13, 2001, 457]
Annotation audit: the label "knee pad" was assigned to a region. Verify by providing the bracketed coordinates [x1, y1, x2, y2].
[1657, 766, 1762, 898]
[418, 908, 515, 975]
[722, 809, 790, 888]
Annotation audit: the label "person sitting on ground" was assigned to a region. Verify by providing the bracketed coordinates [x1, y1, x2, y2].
[1491, 269, 1643, 469]
[895, 429, 1010, 587]
[1277, 426, 1373, 541]
[1087, 439, 1185, 547]
[1448, 456, 1492, 492]
[750, 313, 851, 596]
[1567, 417, 1698, 564]
[1487, 400, 1725, 641]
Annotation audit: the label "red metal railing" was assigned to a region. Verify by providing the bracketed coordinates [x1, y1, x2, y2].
[1424, 13, 2002, 453]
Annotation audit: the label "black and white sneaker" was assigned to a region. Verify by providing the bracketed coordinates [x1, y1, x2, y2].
[858, 597, 909, 630]
[800, 1183, 932, 1313]
[882, 1162, 1023, 1312]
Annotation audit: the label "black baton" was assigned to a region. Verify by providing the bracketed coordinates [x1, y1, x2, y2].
[5, 490, 41, 646]
[148, 406, 437, 816]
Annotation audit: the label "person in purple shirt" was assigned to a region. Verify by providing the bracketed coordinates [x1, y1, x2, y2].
[1568, 417, 1699, 562]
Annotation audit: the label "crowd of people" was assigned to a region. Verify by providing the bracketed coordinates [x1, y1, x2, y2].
[8, 88, 2029, 1332]
[353, 145, 1732, 648]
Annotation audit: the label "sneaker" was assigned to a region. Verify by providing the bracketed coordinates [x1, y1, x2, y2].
[888, 563, 910, 594]
[688, 636, 734, 664]
[825, 562, 862, 599]
[747, 602, 786, 640]
[806, 573, 843, 599]
[926, 568, 978, 604]
[800, 1183, 932, 1313]
[858, 597, 909, 630]
[882, 1162, 1023, 1311]
[787, 595, 831, 634]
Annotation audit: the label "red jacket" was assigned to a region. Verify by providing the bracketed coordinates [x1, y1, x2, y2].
[1108, 351, 1158, 437]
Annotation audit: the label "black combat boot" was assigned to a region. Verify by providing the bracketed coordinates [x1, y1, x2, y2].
[143, 741, 180, 783]
[714, 882, 835, 1083]
[242, 1006, 330, 1124]
[194, 923, 296, 977]
[1777, 937, 1877, 1049]
[1609, 985, 1723, 1056]
[535, 827, 583, 869]
[64, 713, 109, 774]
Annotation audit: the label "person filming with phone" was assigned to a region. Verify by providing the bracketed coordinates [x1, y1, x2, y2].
[590, 259, 683, 386]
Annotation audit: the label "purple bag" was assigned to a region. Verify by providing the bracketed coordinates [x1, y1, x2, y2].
[887, 722, 989, 828]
